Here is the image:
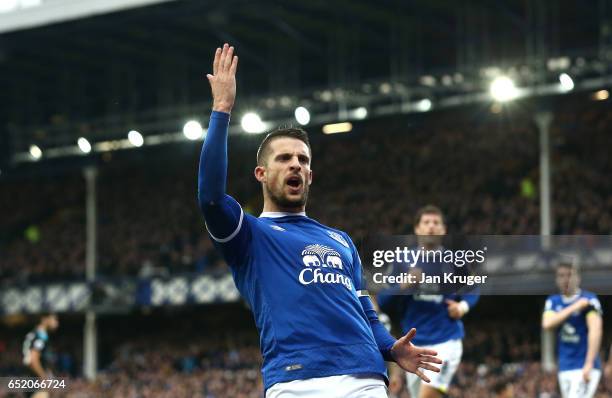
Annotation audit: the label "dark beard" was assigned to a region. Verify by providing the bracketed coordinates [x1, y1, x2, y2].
[266, 183, 309, 210]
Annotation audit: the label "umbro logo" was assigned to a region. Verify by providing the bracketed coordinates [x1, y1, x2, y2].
[327, 230, 349, 248]
[270, 225, 286, 232]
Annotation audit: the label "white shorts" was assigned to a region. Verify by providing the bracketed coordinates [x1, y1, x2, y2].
[406, 339, 462, 397]
[558, 368, 601, 398]
[266, 373, 388, 398]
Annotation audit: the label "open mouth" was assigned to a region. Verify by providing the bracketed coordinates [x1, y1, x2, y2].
[286, 175, 303, 190]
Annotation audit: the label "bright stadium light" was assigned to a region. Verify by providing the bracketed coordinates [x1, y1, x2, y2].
[0, 0, 41, 13]
[78, 137, 92, 153]
[183, 120, 203, 140]
[294, 107, 310, 125]
[322, 122, 352, 135]
[593, 89, 609, 101]
[128, 130, 144, 147]
[489, 76, 518, 102]
[241, 112, 266, 134]
[379, 82, 392, 94]
[416, 99, 432, 112]
[29, 144, 42, 160]
[0, 0, 18, 13]
[559, 73, 574, 91]
[353, 107, 368, 119]
[20, 0, 42, 8]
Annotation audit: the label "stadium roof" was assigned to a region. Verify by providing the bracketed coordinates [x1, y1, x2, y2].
[0, 0, 606, 163]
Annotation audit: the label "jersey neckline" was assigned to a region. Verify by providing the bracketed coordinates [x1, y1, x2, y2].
[259, 211, 307, 218]
[561, 288, 582, 302]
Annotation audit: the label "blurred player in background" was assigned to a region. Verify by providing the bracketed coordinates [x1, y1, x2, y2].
[378, 205, 479, 398]
[197, 43, 441, 397]
[22, 313, 59, 398]
[542, 262, 603, 398]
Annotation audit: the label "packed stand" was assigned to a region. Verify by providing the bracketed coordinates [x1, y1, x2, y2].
[2, 314, 612, 397]
[1, 95, 611, 284]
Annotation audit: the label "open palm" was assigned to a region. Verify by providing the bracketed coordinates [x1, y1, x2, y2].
[207, 43, 238, 114]
[391, 328, 443, 383]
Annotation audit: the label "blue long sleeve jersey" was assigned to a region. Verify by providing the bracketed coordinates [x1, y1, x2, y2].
[543, 290, 603, 371]
[198, 111, 395, 390]
[378, 259, 480, 346]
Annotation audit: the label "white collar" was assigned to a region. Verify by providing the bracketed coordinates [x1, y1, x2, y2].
[562, 289, 581, 302]
[260, 211, 307, 218]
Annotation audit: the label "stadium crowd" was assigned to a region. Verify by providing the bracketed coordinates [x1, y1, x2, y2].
[1, 315, 611, 397]
[63, 342, 262, 398]
[1, 95, 611, 285]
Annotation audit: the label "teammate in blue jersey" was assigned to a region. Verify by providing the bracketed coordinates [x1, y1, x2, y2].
[198, 43, 442, 397]
[542, 261, 603, 398]
[377, 205, 479, 398]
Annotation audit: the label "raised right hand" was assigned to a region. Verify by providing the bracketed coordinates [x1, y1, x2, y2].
[207, 43, 238, 114]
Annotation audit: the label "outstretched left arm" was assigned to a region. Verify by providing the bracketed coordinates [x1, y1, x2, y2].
[358, 290, 397, 361]
[348, 235, 442, 381]
[359, 293, 442, 382]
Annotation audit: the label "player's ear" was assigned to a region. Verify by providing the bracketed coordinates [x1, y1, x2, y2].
[254, 165, 266, 182]
[307, 169, 313, 185]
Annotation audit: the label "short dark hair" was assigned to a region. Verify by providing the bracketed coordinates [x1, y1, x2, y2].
[557, 260, 578, 273]
[256, 127, 311, 166]
[414, 204, 445, 227]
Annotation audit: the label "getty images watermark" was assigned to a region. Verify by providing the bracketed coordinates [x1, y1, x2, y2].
[360, 235, 612, 296]
[369, 246, 489, 287]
